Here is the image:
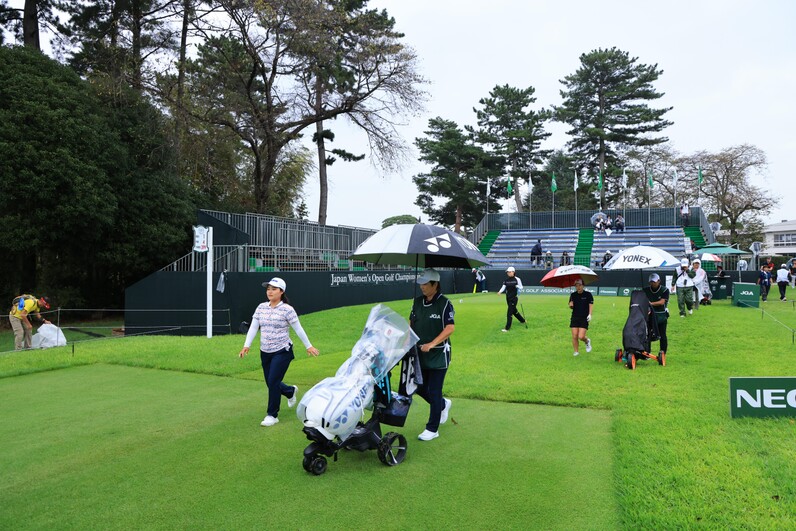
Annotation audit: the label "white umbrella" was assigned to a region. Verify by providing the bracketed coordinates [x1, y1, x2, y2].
[604, 245, 680, 270]
[350, 223, 490, 269]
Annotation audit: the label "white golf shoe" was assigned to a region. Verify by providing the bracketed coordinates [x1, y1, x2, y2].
[260, 415, 279, 427]
[440, 398, 452, 424]
[287, 385, 298, 408]
[585, 339, 592, 353]
[418, 429, 439, 441]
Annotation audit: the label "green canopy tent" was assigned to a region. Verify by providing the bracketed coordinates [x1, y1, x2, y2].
[693, 243, 749, 280]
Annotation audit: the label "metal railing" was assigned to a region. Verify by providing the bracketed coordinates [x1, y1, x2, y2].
[161, 245, 410, 273]
[201, 210, 377, 252]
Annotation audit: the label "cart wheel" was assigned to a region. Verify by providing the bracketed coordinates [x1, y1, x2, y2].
[302, 455, 313, 472]
[658, 351, 666, 366]
[378, 432, 407, 466]
[627, 352, 636, 370]
[614, 349, 623, 362]
[309, 456, 327, 475]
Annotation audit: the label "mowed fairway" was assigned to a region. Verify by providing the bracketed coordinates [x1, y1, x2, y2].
[1, 364, 617, 530]
[1, 289, 796, 529]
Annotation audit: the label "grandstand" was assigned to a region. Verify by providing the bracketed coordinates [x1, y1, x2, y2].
[477, 207, 714, 270]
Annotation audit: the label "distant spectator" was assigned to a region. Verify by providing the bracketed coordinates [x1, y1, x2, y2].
[605, 215, 613, 229]
[715, 265, 727, 278]
[560, 251, 571, 266]
[600, 250, 613, 268]
[775, 264, 790, 301]
[594, 218, 605, 233]
[614, 215, 625, 233]
[691, 259, 710, 307]
[757, 265, 771, 302]
[680, 203, 690, 226]
[544, 251, 554, 269]
[764, 256, 775, 271]
[472, 268, 487, 293]
[530, 239, 543, 267]
[672, 258, 696, 316]
[790, 259, 796, 288]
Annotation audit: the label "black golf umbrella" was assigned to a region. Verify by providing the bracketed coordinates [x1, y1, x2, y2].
[350, 223, 490, 269]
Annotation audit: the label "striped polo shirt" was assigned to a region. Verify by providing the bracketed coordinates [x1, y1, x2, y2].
[252, 301, 299, 353]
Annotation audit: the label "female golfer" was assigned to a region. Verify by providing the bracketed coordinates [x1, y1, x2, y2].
[410, 269, 454, 442]
[239, 277, 319, 427]
[497, 266, 526, 331]
[568, 279, 593, 356]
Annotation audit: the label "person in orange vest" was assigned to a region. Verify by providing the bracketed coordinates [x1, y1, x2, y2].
[9, 294, 51, 350]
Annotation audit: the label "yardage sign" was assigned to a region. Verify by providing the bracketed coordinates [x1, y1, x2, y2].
[730, 377, 796, 418]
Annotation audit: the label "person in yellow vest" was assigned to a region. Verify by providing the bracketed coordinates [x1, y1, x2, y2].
[9, 295, 51, 350]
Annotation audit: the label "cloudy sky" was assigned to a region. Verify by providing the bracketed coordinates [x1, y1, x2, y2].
[304, 0, 796, 229]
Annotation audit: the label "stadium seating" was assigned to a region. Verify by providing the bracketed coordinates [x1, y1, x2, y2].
[485, 226, 688, 270]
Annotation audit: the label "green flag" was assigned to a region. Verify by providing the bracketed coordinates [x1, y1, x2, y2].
[648, 173, 654, 189]
[551, 173, 557, 192]
[507, 175, 513, 196]
[698, 166, 704, 185]
[597, 171, 603, 190]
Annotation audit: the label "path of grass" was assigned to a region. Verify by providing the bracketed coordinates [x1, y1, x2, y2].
[1, 289, 795, 528]
[0, 364, 618, 530]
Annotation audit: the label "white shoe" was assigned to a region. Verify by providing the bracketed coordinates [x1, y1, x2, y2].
[440, 398, 452, 424]
[287, 385, 298, 408]
[573, 351, 579, 356]
[260, 415, 279, 427]
[689, 309, 693, 315]
[501, 329, 508, 332]
[585, 339, 592, 353]
[418, 429, 439, 441]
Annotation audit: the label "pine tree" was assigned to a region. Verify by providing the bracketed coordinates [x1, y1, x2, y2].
[557, 47, 673, 206]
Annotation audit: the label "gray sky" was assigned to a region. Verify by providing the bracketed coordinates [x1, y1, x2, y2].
[305, 0, 796, 229]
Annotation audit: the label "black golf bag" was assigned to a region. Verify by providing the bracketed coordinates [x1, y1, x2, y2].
[615, 290, 665, 370]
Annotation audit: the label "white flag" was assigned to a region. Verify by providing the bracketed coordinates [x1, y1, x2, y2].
[574, 171, 579, 191]
[621, 168, 628, 189]
[673, 168, 678, 187]
[486, 180, 491, 195]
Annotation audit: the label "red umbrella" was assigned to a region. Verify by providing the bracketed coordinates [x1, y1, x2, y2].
[698, 252, 723, 262]
[540, 265, 599, 288]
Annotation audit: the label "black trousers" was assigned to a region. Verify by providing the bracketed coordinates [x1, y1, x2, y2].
[778, 282, 788, 300]
[505, 296, 525, 329]
[657, 321, 668, 353]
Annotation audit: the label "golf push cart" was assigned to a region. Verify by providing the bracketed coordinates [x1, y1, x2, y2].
[297, 304, 421, 475]
[614, 290, 666, 370]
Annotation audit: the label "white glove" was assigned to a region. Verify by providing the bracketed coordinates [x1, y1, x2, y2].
[587, 314, 592, 322]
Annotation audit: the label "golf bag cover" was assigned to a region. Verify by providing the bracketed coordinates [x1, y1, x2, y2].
[622, 291, 660, 353]
[297, 304, 419, 441]
[31, 323, 67, 349]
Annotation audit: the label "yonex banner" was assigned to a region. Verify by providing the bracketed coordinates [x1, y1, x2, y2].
[730, 377, 796, 418]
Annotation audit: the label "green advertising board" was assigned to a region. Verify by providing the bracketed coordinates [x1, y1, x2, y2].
[729, 377, 796, 418]
[598, 287, 618, 296]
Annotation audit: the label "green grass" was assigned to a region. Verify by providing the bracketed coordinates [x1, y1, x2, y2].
[2, 288, 796, 529]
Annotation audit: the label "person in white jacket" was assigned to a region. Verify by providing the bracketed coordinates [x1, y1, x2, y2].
[691, 259, 710, 308]
[775, 264, 791, 301]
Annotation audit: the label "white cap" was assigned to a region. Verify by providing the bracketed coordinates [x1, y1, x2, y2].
[416, 269, 440, 284]
[506, 266, 515, 273]
[649, 273, 661, 282]
[680, 258, 690, 267]
[692, 258, 701, 264]
[263, 277, 287, 291]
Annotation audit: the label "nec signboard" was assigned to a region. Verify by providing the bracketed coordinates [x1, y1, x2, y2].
[729, 377, 796, 418]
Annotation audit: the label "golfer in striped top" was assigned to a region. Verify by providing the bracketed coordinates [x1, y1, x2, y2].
[240, 277, 319, 427]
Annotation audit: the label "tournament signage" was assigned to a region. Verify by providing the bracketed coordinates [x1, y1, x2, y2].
[730, 377, 796, 418]
[330, 272, 416, 287]
[519, 287, 591, 295]
[192, 225, 209, 253]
